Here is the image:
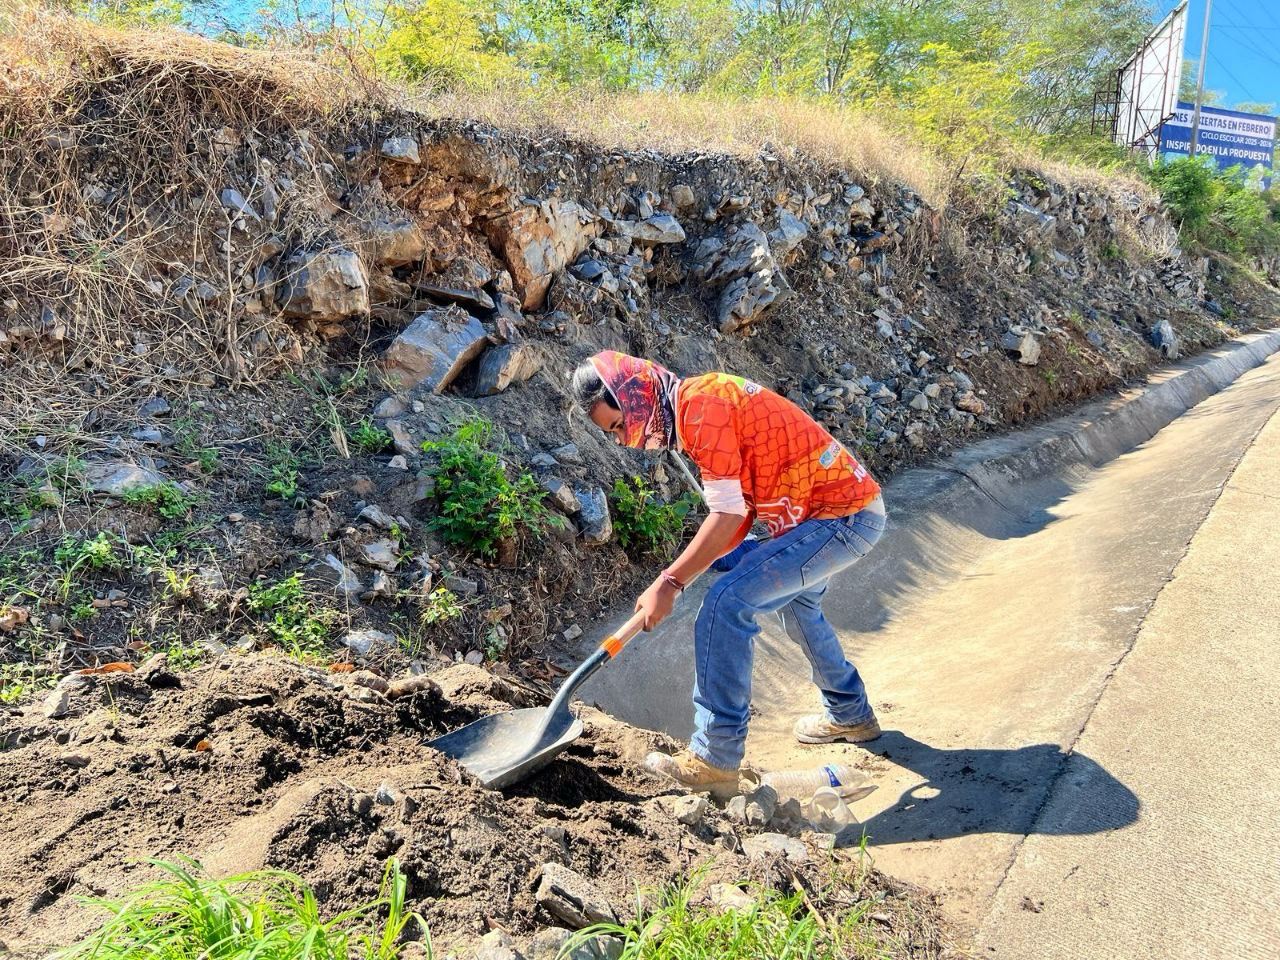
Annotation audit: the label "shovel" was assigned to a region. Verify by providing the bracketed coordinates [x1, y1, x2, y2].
[428, 610, 648, 789]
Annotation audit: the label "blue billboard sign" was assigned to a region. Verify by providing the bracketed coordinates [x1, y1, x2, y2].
[1160, 102, 1275, 185]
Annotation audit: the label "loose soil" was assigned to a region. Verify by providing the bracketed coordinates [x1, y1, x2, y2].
[0, 654, 950, 957]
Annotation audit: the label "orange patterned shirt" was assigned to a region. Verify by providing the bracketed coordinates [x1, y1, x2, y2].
[676, 373, 881, 536]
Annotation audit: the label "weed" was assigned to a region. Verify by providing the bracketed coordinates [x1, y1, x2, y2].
[247, 573, 339, 662]
[54, 532, 125, 600]
[55, 858, 427, 960]
[348, 418, 393, 455]
[483, 626, 507, 662]
[1100, 241, 1123, 261]
[158, 632, 205, 670]
[172, 416, 220, 474]
[263, 442, 303, 503]
[610, 477, 696, 559]
[70, 600, 98, 622]
[421, 419, 561, 559]
[0, 662, 52, 704]
[121, 481, 198, 520]
[1066, 341, 1082, 358]
[1041, 369, 1059, 387]
[419, 587, 464, 627]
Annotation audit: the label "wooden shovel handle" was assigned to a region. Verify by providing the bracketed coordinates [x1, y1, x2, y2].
[599, 610, 649, 659]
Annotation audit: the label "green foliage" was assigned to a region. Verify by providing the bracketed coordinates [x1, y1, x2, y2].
[263, 442, 303, 503]
[121, 482, 198, 521]
[1147, 156, 1280, 255]
[54, 532, 126, 601]
[420, 419, 560, 558]
[172, 416, 220, 474]
[246, 573, 339, 662]
[610, 477, 695, 559]
[348, 419, 394, 455]
[0, 662, 53, 704]
[571, 875, 881, 959]
[54, 858, 426, 960]
[419, 587, 464, 627]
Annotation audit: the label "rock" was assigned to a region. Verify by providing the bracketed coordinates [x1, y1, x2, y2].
[908, 392, 929, 412]
[373, 395, 408, 418]
[374, 780, 403, 804]
[1086, 330, 1105, 349]
[707, 883, 755, 912]
[482, 200, 602, 310]
[277, 248, 369, 324]
[383, 419, 417, 457]
[475, 343, 542, 396]
[1000, 326, 1041, 366]
[360, 539, 401, 571]
[561, 624, 582, 642]
[139, 396, 171, 417]
[474, 930, 525, 960]
[443, 574, 480, 597]
[726, 784, 776, 827]
[875, 318, 895, 341]
[388, 455, 408, 470]
[950, 369, 975, 392]
[529, 929, 620, 960]
[357, 504, 401, 530]
[535, 863, 618, 929]
[365, 570, 394, 600]
[1150, 318, 1180, 360]
[629, 214, 686, 244]
[219, 188, 259, 223]
[0, 606, 30, 633]
[42, 673, 90, 719]
[540, 477, 580, 514]
[670, 184, 696, 208]
[366, 218, 427, 267]
[343, 629, 397, 657]
[550, 442, 582, 464]
[671, 794, 710, 827]
[923, 383, 942, 400]
[380, 136, 420, 164]
[574, 487, 612, 545]
[415, 257, 495, 312]
[741, 832, 809, 864]
[530, 453, 558, 469]
[718, 269, 792, 334]
[382, 306, 490, 394]
[308, 554, 365, 598]
[463, 650, 484, 666]
[83, 461, 164, 496]
[769, 211, 809, 262]
[954, 391, 987, 416]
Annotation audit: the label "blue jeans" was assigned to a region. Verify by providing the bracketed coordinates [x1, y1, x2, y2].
[690, 496, 887, 769]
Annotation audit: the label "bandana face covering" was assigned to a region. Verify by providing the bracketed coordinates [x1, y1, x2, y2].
[588, 351, 682, 450]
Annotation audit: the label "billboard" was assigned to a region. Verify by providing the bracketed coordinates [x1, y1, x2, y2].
[1113, 1, 1187, 152]
[1160, 102, 1276, 183]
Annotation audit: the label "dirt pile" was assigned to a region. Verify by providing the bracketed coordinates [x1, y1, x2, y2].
[0, 654, 946, 956]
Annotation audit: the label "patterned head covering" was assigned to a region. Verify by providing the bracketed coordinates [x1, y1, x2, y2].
[588, 350, 682, 450]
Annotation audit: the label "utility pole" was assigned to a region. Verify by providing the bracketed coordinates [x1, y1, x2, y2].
[1190, 0, 1213, 156]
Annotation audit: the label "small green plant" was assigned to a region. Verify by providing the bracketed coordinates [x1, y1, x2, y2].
[55, 858, 425, 960]
[1100, 241, 1123, 261]
[157, 632, 205, 670]
[348, 418, 393, 455]
[121, 482, 198, 521]
[1042, 369, 1059, 387]
[419, 586, 464, 627]
[0, 662, 53, 704]
[420, 419, 561, 558]
[610, 477, 696, 559]
[483, 625, 507, 662]
[54, 532, 125, 600]
[247, 573, 339, 662]
[263, 442, 303, 503]
[172, 416, 220, 474]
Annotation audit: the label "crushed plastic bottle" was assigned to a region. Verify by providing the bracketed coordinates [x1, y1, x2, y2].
[760, 763, 877, 803]
[806, 787, 856, 833]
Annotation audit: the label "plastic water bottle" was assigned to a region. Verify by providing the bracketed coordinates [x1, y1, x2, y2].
[806, 787, 857, 833]
[760, 763, 876, 802]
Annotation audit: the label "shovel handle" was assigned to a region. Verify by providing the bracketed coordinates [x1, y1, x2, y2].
[600, 610, 649, 659]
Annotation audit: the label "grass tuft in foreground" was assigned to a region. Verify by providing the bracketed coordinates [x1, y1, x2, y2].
[57, 858, 427, 960]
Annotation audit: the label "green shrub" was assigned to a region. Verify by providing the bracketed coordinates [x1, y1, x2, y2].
[420, 419, 560, 558]
[610, 477, 696, 559]
[55, 858, 424, 960]
[263, 442, 303, 503]
[121, 481, 197, 520]
[1147, 156, 1280, 255]
[348, 418, 394, 455]
[246, 573, 338, 662]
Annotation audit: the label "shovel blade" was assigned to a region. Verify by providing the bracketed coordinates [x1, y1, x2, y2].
[428, 707, 583, 789]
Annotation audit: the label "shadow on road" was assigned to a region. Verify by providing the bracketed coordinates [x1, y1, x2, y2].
[858, 731, 1140, 845]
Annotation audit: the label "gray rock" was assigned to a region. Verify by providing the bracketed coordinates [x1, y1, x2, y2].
[950, 369, 975, 392]
[415, 257, 495, 312]
[383, 419, 417, 458]
[726, 785, 777, 827]
[131, 428, 169, 445]
[574, 487, 612, 545]
[671, 794, 710, 827]
[1150, 318, 1180, 360]
[718, 268, 793, 334]
[741, 832, 809, 864]
[343, 629, 397, 657]
[380, 136, 420, 164]
[374, 780, 403, 804]
[359, 539, 401, 572]
[908, 392, 929, 412]
[365, 570, 395, 600]
[139, 396, 171, 417]
[561, 623, 583, 642]
[875, 318, 895, 341]
[1000, 326, 1042, 366]
[277, 248, 369, 323]
[707, 883, 755, 912]
[474, 930, 525, 960]
[475, 343, 542, 396]
[366, 217, 427, 267]
[388, 455, 408, 470]
[535, 863, 618, 929]
[551, 442, 582, 464]
[1086, 330, 1105, 349]
[219, 188, 260, 222]
[540, 476, 580, 515]
[530, 453, 558, 469]
[769, 211, 809, 262]
[923, 382, 942, 399]
[357, 504, 400, 530]
[464, 650, 484, 666]
[42, 673, 90, 719]
[83, 461, 164, 496]
[308, 554, 365, 598]
[670, 184, 696, 208]
[382, 306, 490, 394]
[373, 396, 407, 418]
[629, 214, 686, 244]
[443, 574, 480, 597]
[529, 929, 621, 960]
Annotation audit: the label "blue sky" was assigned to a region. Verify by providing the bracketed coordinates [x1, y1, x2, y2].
[1161, 0, 1280, 113]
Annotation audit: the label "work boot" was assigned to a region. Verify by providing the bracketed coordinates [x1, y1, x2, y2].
[644, 749, 740, 797]
[793, 712, 881, 745]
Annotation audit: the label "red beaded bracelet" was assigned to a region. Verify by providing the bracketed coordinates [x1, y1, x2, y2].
[659, 570, 686, 593]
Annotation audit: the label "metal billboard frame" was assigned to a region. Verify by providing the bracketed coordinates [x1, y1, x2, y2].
[1095, 1, 1188, 156]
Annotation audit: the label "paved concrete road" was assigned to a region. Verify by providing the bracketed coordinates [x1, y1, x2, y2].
[978, 383, 1280, 958]
[577, 342, 1280, 942]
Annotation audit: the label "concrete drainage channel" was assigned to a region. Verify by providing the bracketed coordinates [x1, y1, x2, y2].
[571, 326, 1280, 925]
